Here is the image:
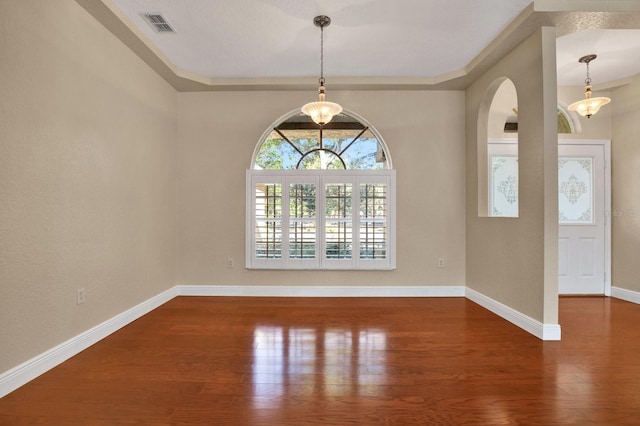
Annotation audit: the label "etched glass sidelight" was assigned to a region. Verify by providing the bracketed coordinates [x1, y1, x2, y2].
[558, 157, 593, 224]
[490, 155, 518, 217]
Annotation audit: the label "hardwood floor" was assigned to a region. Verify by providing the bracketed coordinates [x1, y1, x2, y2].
[1, 296, 640, 425]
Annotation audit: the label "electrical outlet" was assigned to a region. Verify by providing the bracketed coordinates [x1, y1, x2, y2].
[227, 258, 234, 268]
[438, 258, 445, 268]
[76, 288, 86, 305]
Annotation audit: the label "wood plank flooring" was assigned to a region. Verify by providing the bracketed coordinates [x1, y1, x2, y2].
[1, 296, 640, 425]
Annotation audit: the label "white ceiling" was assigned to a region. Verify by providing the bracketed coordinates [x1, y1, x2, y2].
[108, 0, 640, 86]
[557, 29, 640, 86]
[110, 0, 532, 79]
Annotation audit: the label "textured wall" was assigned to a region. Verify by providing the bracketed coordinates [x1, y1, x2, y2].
[612, 75, 640, 292]
[466, 28, 559, 324]
[177, 90, 466, 288]
[0, 0, 177, 373]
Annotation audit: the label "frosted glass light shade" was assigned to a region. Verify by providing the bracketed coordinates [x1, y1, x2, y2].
[568, 84, 610, 118]
[301, 84, 342, 125]
[301, 100, 343, 125]
[568, 97, 611, 118]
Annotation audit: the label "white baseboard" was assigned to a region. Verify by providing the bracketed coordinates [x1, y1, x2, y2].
[611, 286, 640, 304]
[0, 286, 178, 399]
[177, 285, 466, 298]
[465, 288, 561, 341]
[1, 283, 557, 398]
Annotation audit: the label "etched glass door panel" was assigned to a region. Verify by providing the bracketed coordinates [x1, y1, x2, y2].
[559, 158, 593, 224]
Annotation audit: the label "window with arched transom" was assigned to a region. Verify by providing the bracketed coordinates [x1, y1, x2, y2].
[252, 112, 391, 171]
[246, 110, 395, 270]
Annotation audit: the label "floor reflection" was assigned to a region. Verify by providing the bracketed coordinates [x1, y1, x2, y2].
[252, 326, 387, 408]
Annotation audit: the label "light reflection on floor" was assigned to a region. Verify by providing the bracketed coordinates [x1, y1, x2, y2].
[251, 326, 387, 409]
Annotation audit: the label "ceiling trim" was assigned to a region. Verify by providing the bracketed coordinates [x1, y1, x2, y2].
[534, 0, 640, 13]
[75, 0, 640, 92]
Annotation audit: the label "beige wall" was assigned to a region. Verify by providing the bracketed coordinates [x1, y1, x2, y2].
[611, 75, 640, 292]
[177, 91, 466, 287]
[466, 28, 559, 323]
[0, 0, 177, 373]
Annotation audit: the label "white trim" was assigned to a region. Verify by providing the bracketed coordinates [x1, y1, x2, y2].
[611, 286, 640, 304]
[0, 287, 178, 398]
[3, 284, 565, 398]
[465, 288, 561, 341]
[487, 138, 518, 144]
[178, 285, 465, 298]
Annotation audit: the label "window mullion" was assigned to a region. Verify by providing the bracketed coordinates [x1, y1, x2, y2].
[353, 178, 360, 269]
[282, 177, 291, 268]
[317, 176, 326, 269]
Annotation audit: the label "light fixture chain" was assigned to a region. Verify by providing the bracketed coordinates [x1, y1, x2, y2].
[585, 61, 591, 85]
[319, 23, 325, 85]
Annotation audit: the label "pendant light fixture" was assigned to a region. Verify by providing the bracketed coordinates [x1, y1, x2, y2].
[567, 54, 611, 119]
[301, 15, 342, 126]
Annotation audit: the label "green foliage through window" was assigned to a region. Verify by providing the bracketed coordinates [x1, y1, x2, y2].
[253, 113, 388, 170]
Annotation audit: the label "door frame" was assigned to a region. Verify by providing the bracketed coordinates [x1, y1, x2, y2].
[559, 139, 611, 296]
[488, 138, 611, 296]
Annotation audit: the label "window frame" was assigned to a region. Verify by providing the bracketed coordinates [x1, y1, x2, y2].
[246, 169, 396, 270]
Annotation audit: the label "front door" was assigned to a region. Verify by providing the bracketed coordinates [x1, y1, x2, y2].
[558, 143, 607, 294]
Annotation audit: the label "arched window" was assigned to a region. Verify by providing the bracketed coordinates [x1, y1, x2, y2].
[557, 106, 578, 134]
[252, 111, 391, 170]
[247, 110, 395, 270]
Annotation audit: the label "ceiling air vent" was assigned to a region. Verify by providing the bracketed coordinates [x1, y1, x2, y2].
[141, 13, 175, 33]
